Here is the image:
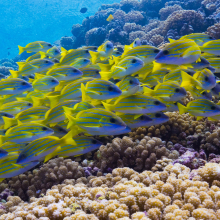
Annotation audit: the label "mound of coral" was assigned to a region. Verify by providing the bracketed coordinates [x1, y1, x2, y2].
[2, 163, 220, 219]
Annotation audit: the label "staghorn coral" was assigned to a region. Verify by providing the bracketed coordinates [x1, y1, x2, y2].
[2, 164, 220, 219]
[93, 136, 179, 172]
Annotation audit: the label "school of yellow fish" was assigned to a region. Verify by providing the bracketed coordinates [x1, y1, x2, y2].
[0, 33, 220, 180]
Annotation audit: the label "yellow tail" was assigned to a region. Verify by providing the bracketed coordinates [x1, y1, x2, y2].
[3, 117, 17, 129]
[18, 45, 25, 55]
[9, 70, 19, 78]
[99, 71, 112, 81]
[89, 51, 99, 64]
[177, 102, 187, 114]
[48, 95, 61, 108]
[102, 101, 114, 112]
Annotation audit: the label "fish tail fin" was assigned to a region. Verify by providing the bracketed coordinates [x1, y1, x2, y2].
[48, 95, 61, 108]
[196, 116, 204, 121]
[81, 83, 91, 102]
[65, 113, 77, 129]
[44, 148, 60, 163]
[39, 51, 47, 59]
[31, 97, 44, 107]
[207, 117, 217, 121]
[3, 117, 17, 129]
[18, 45, 25, 55]
[152, 62, 164, 72]
[9, 70, 19, 78]
[177, 102, 187, 114]
[102, 101, 114, 112]
[0, 97, 5, 106]
[180, 71, 197, 88]
[60, 130, 77, 146]
[63, 106, 73, 115]
[99, 71, 112, 81]
[143, 86, 154, 96]
[89, 51, 99, 64]
[0, 135, 6, 146]
[98, 63, 112, 72]
[0, 178, 5, 182]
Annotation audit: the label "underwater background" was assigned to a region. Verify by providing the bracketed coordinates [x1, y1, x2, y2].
[1, 0, 220, 219]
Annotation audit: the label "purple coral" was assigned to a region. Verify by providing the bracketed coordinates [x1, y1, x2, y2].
[173, 150, 206, 169]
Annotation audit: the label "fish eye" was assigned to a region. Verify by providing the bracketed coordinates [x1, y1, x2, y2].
[51, 79, 56, 83]
[2, 113, 8, 116]
[154, 49, 160, 53]
[175, 88, 180, 92]
[45, 60, 49, 63]
[110, 118, 116, 123]
[131, 59, 137, 63]
[96, 71, 99, 74]
[154, 101, 160, 105]
[155, 113, 161, 118]
[211, 88, 215, 91]
[116, 51, 120, 54]
[42, 127, 48, 131]
[129, 80, 133, 84]
[92, 139, 97, 144]
[108, 86, 113, 91]
[211, 106, 216, 110]
[83, 59, 87, 62]
[85, 50, 89, 53]
[163, 50, 169, 55]
[174, 102, 177, 105]
[218, 82, 220, 84]
[21, 82, 27, 85]
[48, 43, 52, 46]
[205, 76, 209, 82]
[28, 103, 33, 106]
[202, 91, 207, 95]
[209, 36, 213, 39]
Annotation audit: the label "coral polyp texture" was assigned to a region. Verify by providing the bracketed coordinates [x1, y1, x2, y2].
[65, 0, 220, 50]
[2, 164, 220, 219]
[1, 0, 220, 219]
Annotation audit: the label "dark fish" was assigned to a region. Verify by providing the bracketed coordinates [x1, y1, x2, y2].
[80, 7, 87, 13]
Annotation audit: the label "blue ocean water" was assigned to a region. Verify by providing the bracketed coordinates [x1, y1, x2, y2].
[0, 0, 120, 59]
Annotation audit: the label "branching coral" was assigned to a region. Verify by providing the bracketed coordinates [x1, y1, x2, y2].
[2, 163, 220, 219]
[0, 157, 86, 201]
[93, 136, 179, 172]
[159, 4, 183, 20]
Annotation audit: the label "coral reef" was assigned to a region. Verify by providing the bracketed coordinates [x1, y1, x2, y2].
[93, 136, 179, 172]
[65, 0, 220, 49]
[0, 158, 87, 201]
[2, 164, 220, 219]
